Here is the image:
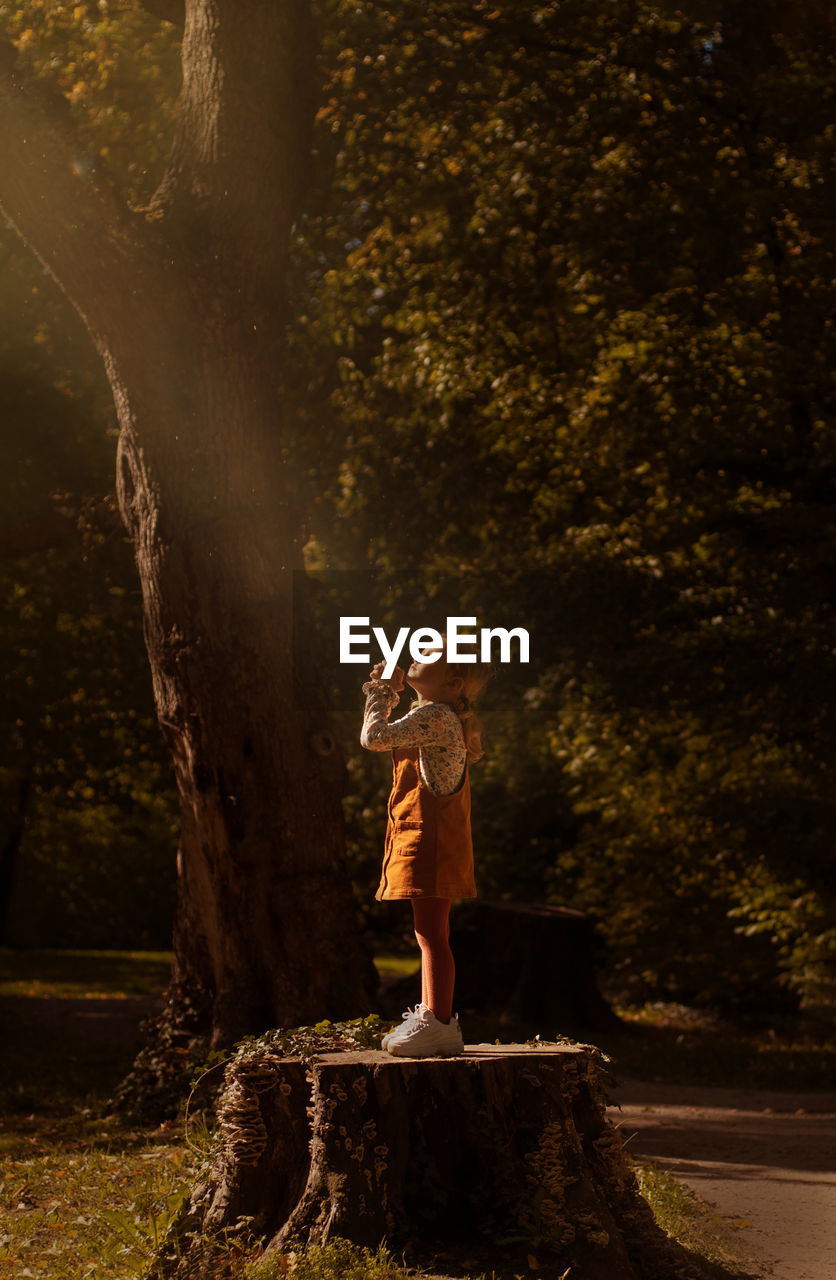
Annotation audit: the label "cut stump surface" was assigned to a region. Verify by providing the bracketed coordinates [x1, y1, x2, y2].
[172, 1043, 703, 1280]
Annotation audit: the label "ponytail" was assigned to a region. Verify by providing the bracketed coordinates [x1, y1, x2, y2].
[448, 665, 493, 762]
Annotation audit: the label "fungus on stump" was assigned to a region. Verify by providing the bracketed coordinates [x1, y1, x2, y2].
[166, 1044, 702, 1280]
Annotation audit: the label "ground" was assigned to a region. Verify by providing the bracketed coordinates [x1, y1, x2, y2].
[1, 950, 834, 1280]
[610, 1076, 836, 1280]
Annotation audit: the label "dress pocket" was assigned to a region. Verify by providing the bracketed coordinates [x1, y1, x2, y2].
[391, 821, 425, 859]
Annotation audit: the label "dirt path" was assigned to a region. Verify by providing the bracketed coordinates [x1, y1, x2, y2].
[608, 1077, 836, 1280]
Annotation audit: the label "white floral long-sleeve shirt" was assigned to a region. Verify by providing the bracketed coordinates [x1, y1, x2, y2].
[360, 681, 466, 796]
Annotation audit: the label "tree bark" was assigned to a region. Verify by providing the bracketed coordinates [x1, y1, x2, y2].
[160, 1045, 704, 1280]
[0, 0, 376, 1093]
[0, 773, 30, 945]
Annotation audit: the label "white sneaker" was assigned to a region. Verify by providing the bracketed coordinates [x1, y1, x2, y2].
[385, 1006, 464, 1058]
[381, 1003, 428, 1050]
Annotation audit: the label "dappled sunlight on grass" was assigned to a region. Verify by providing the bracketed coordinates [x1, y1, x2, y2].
[373, 951, 421, 979]
[0, 949, 173, 1000]
[0, 950, 172, 1118]
[0, 1113, 195, 1280]
[599, 1001, 836, 1091]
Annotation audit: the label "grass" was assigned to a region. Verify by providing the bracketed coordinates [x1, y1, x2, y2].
[243, 1240, 418, 1280]
[3, 947, 828, 1279]
[0, 949, 174, 1000]
[0, 1112, 195, 1280]
[374, 953, 424, 979]
[596, 999, 836, 1092]
[0, 1154, 752, 1280]
[0, 947, 172, 1118]
[633, 1162, 759, 1276]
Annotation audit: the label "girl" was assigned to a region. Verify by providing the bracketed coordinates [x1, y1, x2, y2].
[360, 640, 491, 1057]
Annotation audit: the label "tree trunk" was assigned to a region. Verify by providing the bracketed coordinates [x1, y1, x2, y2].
[0, 772, 30, 945]
[0, 0, 378, 1107]
[107, 305, 377, 1061]
[159, 1044, 704, 1280]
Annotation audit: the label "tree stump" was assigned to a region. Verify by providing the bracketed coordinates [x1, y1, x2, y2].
[383, 901, 619, 1033]
[452, 902, 619, 1031]
[168, 1043, 702, 1280]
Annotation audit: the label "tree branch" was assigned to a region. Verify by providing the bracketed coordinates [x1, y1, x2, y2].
[0, 42, 151, 347]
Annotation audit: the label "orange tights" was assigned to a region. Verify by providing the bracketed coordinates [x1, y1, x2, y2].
[411, 896, 454, 1024]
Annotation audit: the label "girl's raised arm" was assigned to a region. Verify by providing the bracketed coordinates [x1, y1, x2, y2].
[360, 685, 459, 752]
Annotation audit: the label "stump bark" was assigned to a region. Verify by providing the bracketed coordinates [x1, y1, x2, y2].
[169, 1044, 702, 1280]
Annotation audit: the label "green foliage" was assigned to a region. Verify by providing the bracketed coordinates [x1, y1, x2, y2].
[0, 3, 181, 947]
[217, 1015, 390, 1077]
[0, 0, 833, 1009]
[285, 0, 836, 1008]
[0, 262, 178, 945]
[599, 1001, 836, 1090]
[0, 0, 180, 206]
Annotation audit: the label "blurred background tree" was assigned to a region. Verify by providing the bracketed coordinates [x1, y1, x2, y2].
[0, 1, 181, 950]
[287, 0, 836, 1011]
[0, 231, 177, 948]
[0, 0, 379, 1070]
[2, 0, 834, 1015]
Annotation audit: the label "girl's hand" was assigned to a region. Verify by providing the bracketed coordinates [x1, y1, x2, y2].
[369, 662, 404, 692]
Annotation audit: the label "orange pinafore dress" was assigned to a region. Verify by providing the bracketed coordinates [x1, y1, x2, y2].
[375, 745, 476, 900]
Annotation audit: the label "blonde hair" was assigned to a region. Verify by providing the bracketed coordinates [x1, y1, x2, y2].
[441, 644, 493, 762]
[411, 633, 493, 760]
